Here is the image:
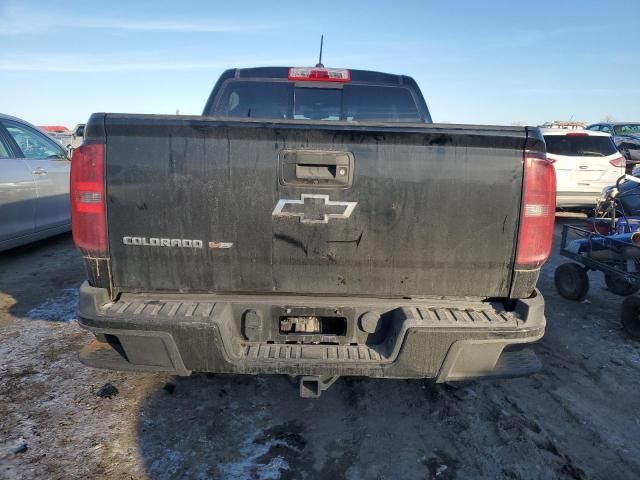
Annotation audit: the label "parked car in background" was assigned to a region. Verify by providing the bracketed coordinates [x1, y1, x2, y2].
[39, 125, 74, 149]
[540, 120, 586, 130]
[0, 114, 71, 251]
[68, 123, 85, 152]
[544, 128, 625, 210]
[587, 122, 640, 168]
[39, 123, 85, 152]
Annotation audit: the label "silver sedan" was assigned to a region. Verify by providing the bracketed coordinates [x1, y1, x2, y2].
[0, 113, 71, 251]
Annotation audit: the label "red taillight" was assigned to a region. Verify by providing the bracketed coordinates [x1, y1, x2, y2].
[70, 143, 107, 255]
[609, 155, 626, 168]
[516, 151, 556, 267]
[288, 67, 351, 82]
[566, 132, 589, 136]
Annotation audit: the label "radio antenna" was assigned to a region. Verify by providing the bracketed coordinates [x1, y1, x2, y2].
[316, 34, 324, 67]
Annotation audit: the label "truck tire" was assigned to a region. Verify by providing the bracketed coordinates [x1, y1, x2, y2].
[621, 296, 640, 340]
[554, 263, 589, 301]
[605, 273, 640, 296]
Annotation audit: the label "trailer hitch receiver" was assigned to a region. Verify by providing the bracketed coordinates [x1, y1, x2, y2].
[299, 375, 339, 398]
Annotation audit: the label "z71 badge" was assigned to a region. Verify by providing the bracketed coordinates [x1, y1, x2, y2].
[208, 242, 233, 249]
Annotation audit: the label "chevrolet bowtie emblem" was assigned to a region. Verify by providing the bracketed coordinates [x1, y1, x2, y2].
[272, 194, 357, 224]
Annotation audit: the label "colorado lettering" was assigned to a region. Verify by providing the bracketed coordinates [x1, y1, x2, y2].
[122, 237, 203, 248]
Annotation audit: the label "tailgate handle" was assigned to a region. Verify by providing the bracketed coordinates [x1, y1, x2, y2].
[296, 163, 345, 180]
[280, 150, 354, 188]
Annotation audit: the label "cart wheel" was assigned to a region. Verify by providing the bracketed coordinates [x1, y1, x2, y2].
[621, 296, 640, 340]
[554, 263, 589, 301]
[604, 274, 640, 296]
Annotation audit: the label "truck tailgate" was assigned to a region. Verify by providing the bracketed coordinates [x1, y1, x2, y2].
[104, 115, 526, 298]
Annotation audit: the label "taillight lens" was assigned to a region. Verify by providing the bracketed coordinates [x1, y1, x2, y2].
[70, 143, 107, 255]
[516, 151, 556, 267]
[609, 155, 626, 168]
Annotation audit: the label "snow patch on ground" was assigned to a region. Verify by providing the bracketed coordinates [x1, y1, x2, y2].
[217, 427, 291, 480]
[27, 288, 78, 322]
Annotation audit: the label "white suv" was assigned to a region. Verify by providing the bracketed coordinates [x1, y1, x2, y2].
[542, 128, 626, 209]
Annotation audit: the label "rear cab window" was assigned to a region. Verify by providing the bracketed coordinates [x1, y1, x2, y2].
[543, 134, 618, 157]
[211, 80, 423, 123]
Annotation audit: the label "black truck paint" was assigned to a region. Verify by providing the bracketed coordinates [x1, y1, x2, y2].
[76, 67, 550, 395]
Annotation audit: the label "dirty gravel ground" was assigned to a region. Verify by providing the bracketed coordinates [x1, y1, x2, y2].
[1, 215, 640, 480]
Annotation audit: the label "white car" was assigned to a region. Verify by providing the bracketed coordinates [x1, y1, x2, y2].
[542, 128, 626, 209]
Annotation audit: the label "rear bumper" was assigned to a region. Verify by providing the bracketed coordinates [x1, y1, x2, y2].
[77, 282, 546, 382]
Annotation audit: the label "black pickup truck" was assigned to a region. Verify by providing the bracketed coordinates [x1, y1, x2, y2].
[72, 66, 555, 397]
